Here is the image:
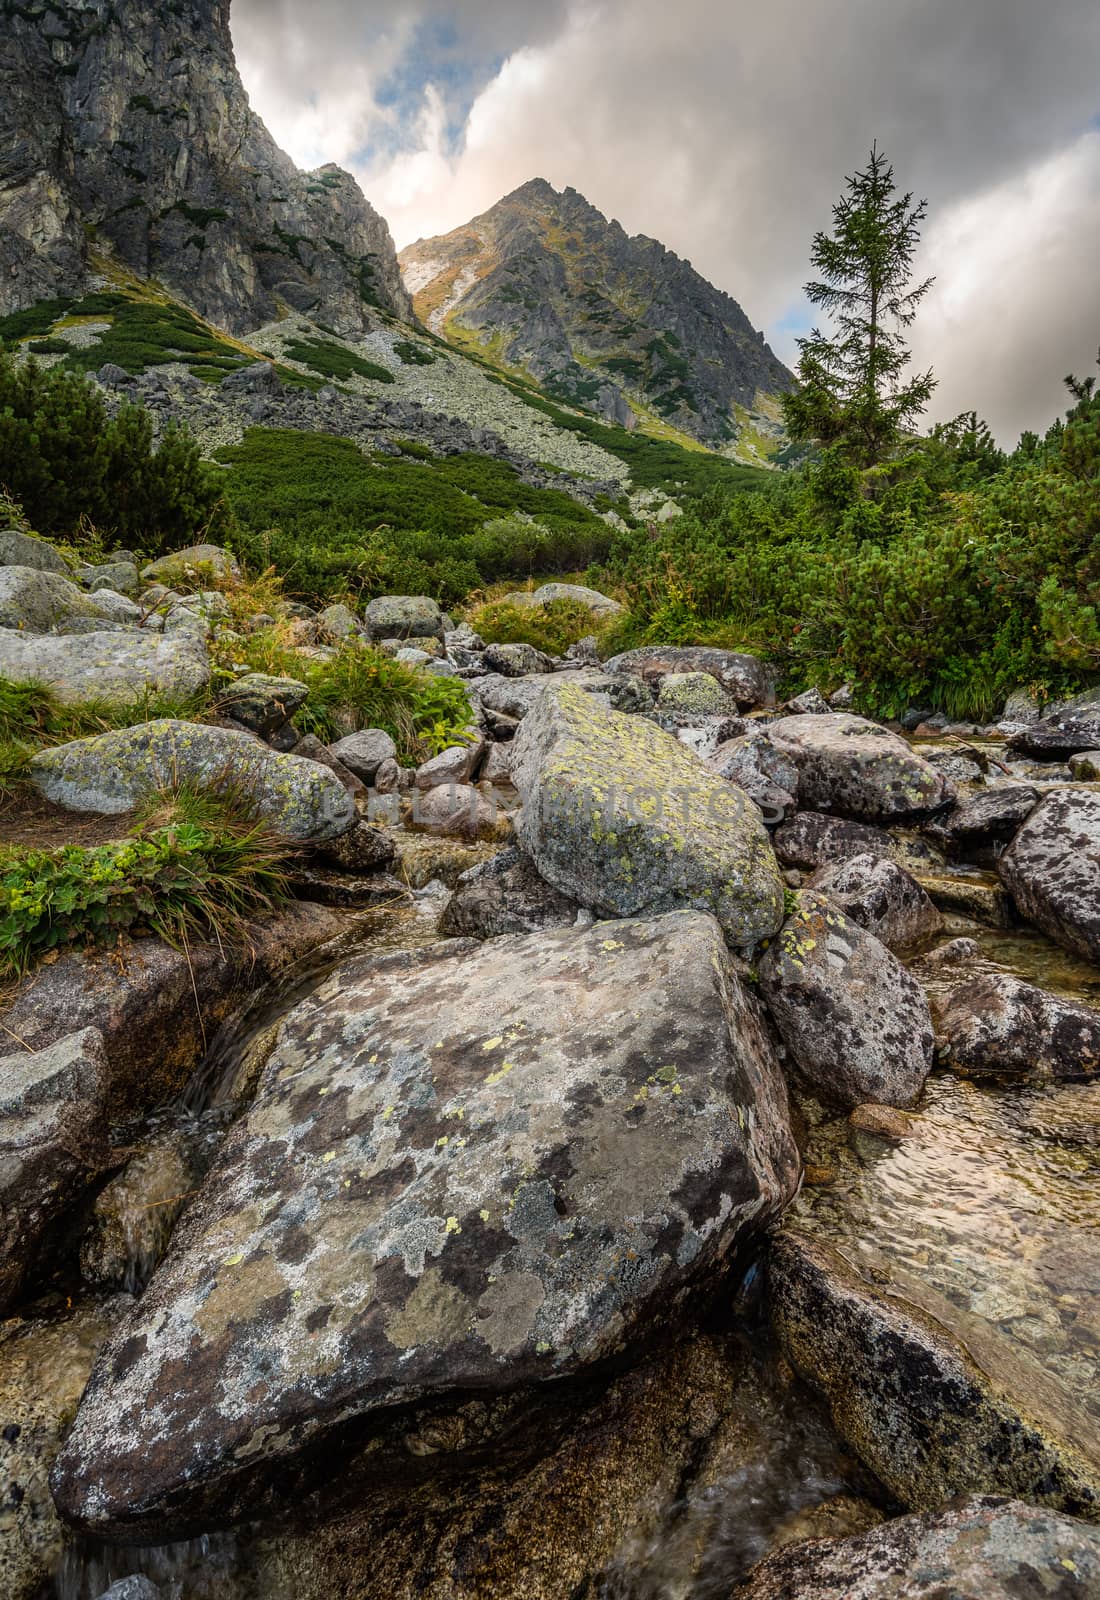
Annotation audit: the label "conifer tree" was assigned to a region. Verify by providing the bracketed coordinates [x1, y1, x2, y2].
[783, 143, 936, 467]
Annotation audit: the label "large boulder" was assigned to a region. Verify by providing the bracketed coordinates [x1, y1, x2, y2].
[0, 629, 210, 707]
[330, 728, 397, 782]
[733, 1497, 1100, 1600]
[758, 893, 935, 1107]
[1007, 713, 1100, 759]
[0, 1030, 109, 1313]
[709, 730, 799, 823]
[531, 582, 622, 615]
[769, 1231, 1100, 1516]
[998, 790, 1100, 963]
[470, 670, 653, 722]
[0, 528, 69, 574]
[483, 642, 554, 678]
[364, 595, 444, 640]
[510, 683, 785, 949]
[603, 646, 771, 709]
[51, 911, 800, 1538]
[0, 566, 100, 632]
[215, 672, 308, 738]
[655, 671, 738, 718]
[439, 847, 580, 938]
[30, 720, 356, 842]
[807, 853, 942, 952]
[935, 972, 1100, 1082]
[772, 811, 894, 871]
[140, 544, 238, 584]
[931, 785, 1040, 853]
[764, 715, 954, 823]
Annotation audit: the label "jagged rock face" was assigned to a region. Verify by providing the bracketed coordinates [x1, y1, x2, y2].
[400, 179, 793, 447]
[0, 0, 410, 332]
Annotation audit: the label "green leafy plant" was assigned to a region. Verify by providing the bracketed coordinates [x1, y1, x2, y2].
[467, 596, 611, 656]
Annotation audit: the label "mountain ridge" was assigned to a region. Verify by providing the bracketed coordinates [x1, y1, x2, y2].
[400, 177, 794, 454]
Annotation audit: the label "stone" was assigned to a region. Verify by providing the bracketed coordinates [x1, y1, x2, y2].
[769, 1230, 1100, 1516]
[215, 672, 309, 738]
[807, 854, 942, 952]
[140, 544, 238, 584]
[364, 595, 444, 640]
[0, 1297, 133, 1600]
[415, 738, 486, 791]
[316, 603, 361, 641]
[510, 683, 785, 950]
[30, 720, 356, 842]
[0, 903, 348, 1119]
[733, 1497, 1100, 1600]
[481, 742, 514, 787]
[936, 972, 1100, 1082]
[1069, 750, 1100, 780]
[772, 811, 894, 870]
[654, 671, 738, 718]
[0, 566, 100, 632]
[408, 781, 502, 841]
[764, 714, 955, 823]
[51, 912, 800, 1539]
[286, 865, 409, 909]
[483, 642, 554, 677]
[784, 687, 831, 715]
[603, 646, 771, 708]
[394, 647, 432, 667]
[439, 847, 581, 937]
[0, 1029, 109, 1313]
[331, 728, 398, 783]
[0, 528, 69, 574]
[709, 730, 799, 823]
[472, 670, 653, 721]
[913, 870, 1015, 928]
[848, 1103, 916, 1139]
[88, 560, 140, 597]
[0, 628, 209, 707]
[1000, 687, 1046, 726]
[289, 734, 366, 799]
[85, 588, 143, 626]
[315, 821, 397, 875]
[828, 684, 854, 710]
[933, 785, 1039, 850]
[94, 1580, 163, 1600]
[758, 893, 935, 1108]
[531, 582, 622, 614]
[998, 790, 1100, 963]
[1008, 714, 1100, 758]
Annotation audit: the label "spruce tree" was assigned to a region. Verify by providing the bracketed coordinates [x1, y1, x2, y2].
[783, 143, 937, 467]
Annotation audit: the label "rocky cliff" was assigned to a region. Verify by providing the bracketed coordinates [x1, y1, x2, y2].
[400, 179, 794, 448]
[0, 0, 411, 332]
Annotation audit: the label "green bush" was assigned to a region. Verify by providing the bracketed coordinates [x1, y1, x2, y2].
[468, 596, 610, 656]
[393, 340, 436, 367]
[0, 352, 224, 548]
[281, 336, 395, 385]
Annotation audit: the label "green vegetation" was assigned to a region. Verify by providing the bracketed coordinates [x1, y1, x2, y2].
[0, 799, 291, 978]
[281, 335, 396, 385]
[784, 144, 936, 467]
[0, 290, 251, 380]
[212, 633, 472, 762]
[467, 596, 612, 656]
[0, 350, 223, 546]
[215, 429, 614, 604]
[596, 370, 1100, 719]
[393, 339, 436, 366]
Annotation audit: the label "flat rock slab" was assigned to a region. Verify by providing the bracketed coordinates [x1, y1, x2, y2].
[30, 719, 356, 842]
[52, 911, 800, 1538]
[733, 1496, 1100, 1599]
[765, 715, 954, 824]
[769, 1230, 1100, 1517]
[0, 628, 210, 707]
[998, 790, 1100, 964]
[510, 683, 784, 949]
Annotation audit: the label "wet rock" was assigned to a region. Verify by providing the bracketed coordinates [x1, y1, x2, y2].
[769, 1230, 1100, 1515]
[1008, 714, 1100, 759]
[530, 582, 622, 615]
[0, 630, 209, 708]
[483, 642, 554, 677]
[936, 972, 1100, 1082]
[30, 720, 356, 842]
[931, 785, 1039, 852]
[848, 1104, 916, 1140]
[140, 545, 238, 585]
[0, 566, 100, 632]
[1069, 750, 1100, 780]
[709, 731, 798, 823]
[807, 854, 942, 952]
[764, 715, 954, 824]
[330, 728, 398, 783]
[0, 1297, 132, 1600]
[408, 781, 503, 841]
[52, 911, 800, 1538]
[94, 1579, 164, 1600]
[998, 790, 1100, 963]
[0, 1029, 110, 1313]
[733, 1496, 1100, 1599]
[511, 683, 784, 949]
[287, 865, 409, 909]
[914, 871, 1015, 928]
[0, 903, 348, 1119]
[603, 646, 771, 709]
[773, 812, 894, 871]
[1020, 1084, 1100, 1146]
[216, 673, 309, 739]
[315, 821, 397, 875]
[439, 848, 580, 937]
[415, 736, 486, 789]
[365, 595, 444, 641]
[758, 893, 934, 1108]
[0, 528, 69, 574]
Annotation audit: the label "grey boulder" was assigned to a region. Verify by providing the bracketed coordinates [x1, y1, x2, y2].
[765, 714, 954, 823]
[709, 730, 799, 822]
[758, 893, 935, 1108]
[0, 628, 209, 706]
[936, 972, 1100, 1082]
[807, 853, 942, 952]
[998, 790, 1100, 963]
[603, 645, 771, 708]
[0, 528, 69, 574]
[216, 672, 309, 738]
[471, 670, 653, 722]
[330, 727, 398, 782]
[483, 641, 554, 677]
[0, 566, 100, 632]
[364, 594, 444, 640]
[30, 720, 356, 842]
[140, 544, 238, 583]
[510, 682, 785, 950]
[772, 811, 895, 870]
[51, 912, 800, 1538]
[531, 582, 622, 615]
[439, 847, 581, 937]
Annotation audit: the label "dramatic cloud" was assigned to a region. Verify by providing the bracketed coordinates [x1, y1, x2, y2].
[232, 0, 1100, 441]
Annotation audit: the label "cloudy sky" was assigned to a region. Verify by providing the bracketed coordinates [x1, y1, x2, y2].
[231, 0, 1100, 443]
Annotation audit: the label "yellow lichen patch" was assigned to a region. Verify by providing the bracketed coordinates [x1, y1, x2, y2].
[485, 1061, 516, 1087]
